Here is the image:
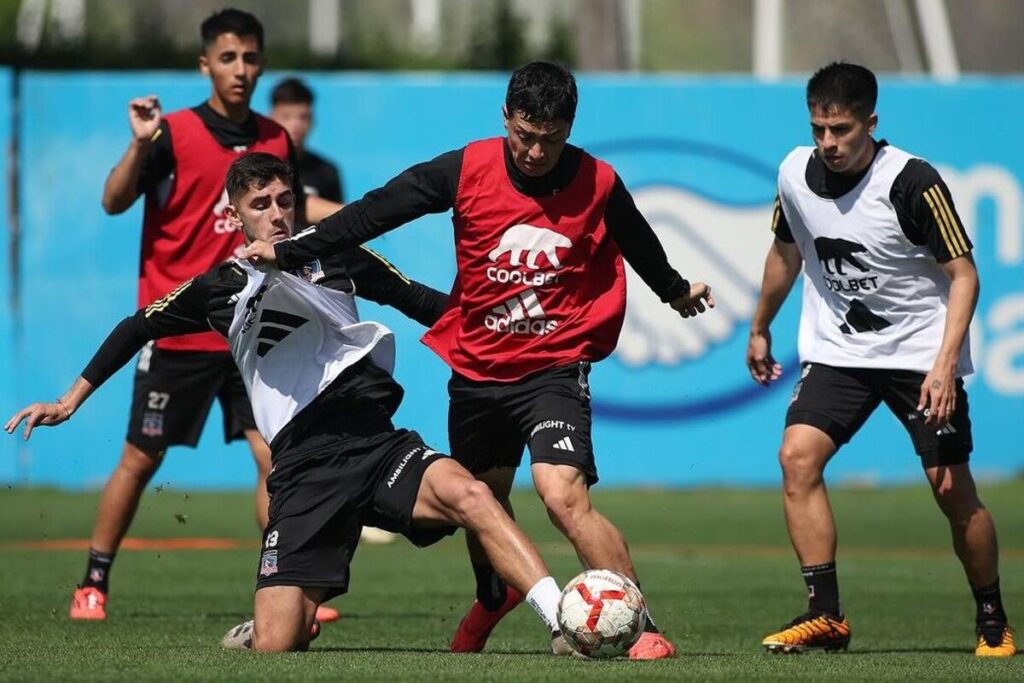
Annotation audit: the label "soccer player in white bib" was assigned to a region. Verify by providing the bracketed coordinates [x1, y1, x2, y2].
[747, 63, 1014, 657]
[5, 153, 566, 653]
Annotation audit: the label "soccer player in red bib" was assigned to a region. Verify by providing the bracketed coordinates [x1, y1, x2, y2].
[245, 61, 714, 659]
[70, 9, 340, 623]
[748, 63, 1013, 656]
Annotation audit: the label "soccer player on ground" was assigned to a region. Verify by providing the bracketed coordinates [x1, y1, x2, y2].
[6, 152, 566, 653]
[271, 77, 345, 203]
[747, 62, 1014, 657]
[243, 61, 715, 660]
[76, 8, 341, 623]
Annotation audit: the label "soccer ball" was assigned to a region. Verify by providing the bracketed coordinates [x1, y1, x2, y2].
[556, 569, 646, 658]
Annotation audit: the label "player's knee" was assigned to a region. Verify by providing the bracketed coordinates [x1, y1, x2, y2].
[539, 486, 589, 536]
[932, 481, 984, 524]
[120, 444, 164, 478]
[452, 479, 500, 526]
[778, 441, 822, 487]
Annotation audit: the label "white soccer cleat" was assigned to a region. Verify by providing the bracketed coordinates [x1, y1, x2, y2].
[221, 620, 254, 650]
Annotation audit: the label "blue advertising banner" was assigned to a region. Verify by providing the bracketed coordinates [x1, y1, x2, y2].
[3, 72, 1022, 488]
[0, 68, 13, 482]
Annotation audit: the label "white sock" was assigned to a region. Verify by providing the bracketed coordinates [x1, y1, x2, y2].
[525, 576, 561, 634]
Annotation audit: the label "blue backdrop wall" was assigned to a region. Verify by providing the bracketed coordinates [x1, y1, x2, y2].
[2, 71, 1022, 489]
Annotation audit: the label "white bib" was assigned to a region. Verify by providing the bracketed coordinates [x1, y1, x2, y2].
[778, 145, 971, 375]
[227, 261, 395, 443]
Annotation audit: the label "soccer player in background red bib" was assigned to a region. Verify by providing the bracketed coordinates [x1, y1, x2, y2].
[246, 61, 714, 659]
[70, 9, 341, 623]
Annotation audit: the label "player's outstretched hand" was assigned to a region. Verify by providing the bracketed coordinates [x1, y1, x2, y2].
[242, 240, 278, 266]
[918, 367, 956, 428]
[5, 401, 72, 441]
[747, 329, 782, 385]
[128, 95, 162, 144]
[670, 283, 715, 319]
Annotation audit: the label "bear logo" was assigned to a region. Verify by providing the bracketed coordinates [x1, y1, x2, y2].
[488, 224, 572, 270]
[814, 237, 869, 276]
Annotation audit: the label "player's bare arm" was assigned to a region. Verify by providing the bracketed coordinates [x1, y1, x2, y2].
[918, 253, 979, 427]
[747, 238, 803, 385]
[5, 377, 96, 440]
[101, 95, 162, 214]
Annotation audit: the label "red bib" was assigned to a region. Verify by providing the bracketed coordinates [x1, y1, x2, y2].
[422, 137, 625, 382]
[139, 110, 290, 352]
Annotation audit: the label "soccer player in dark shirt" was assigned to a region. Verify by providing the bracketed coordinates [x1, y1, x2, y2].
[6, 152, 566, 653]
[748, 62, 1014, 657]
[73, 9, 342, 623]
[271, 77, 344, 204]
[244, 61, 715, 659]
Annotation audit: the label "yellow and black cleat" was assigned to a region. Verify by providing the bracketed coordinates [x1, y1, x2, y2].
[975, 622, 1015, 658]
[762, 612, 851, 654]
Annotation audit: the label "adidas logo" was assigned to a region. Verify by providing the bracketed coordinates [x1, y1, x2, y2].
[552, 437, 575, 452]
[255, 309, 309, 357]
[936, 423, 958, 436]
[483, 288, 558, 336]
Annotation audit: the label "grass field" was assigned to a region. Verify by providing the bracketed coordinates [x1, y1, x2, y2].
[1, 481, 1022, 681]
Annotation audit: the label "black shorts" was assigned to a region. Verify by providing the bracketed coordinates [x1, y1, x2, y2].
[448, 361, 598, 486]
[126, 343, 257, 451]
[255, 418, 453, 599]
[786, 362, 973, 468]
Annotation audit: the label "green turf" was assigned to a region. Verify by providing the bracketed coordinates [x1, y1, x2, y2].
[1, 482, 1022, 680]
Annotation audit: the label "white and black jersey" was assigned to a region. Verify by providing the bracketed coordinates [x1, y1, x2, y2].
[81, 247, 448, 445]
[773, 141, 973, 375]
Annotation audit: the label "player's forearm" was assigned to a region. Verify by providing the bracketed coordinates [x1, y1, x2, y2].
[57, 377, 97, 417]
[102, 139, 149, 214]
[933, 263, 979, 372]
[750, 243, 801, 334]
[80, 316, 155, 388]
[276, 152, 461, 270]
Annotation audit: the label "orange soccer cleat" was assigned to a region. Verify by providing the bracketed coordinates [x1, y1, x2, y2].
[69, 586, 107, 620]
[628, 631, 677, 660]
[975, 622, 1015, 657]
[762, 611, 851, 654]
[315, 604, 341, 623]
[450, 586, 524, 653]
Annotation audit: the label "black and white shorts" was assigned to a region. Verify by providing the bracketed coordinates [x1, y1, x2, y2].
[255, 381, 453, 600]
[786, 362, 973, 468]
[127, 343, 256, 451]
[448, 361, 598, 485]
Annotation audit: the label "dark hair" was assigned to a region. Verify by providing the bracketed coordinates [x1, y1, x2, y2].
[505, 61, 578, 123]
[806, 62, 878, 119]
[271, 77, 314, 106]
[226, 153, 293, 201]
[201, 8, 264, 51]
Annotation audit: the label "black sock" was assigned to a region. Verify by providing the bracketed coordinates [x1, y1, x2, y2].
[801, 561, 841, 617]
[81, 548, 114, 593]
[472, 563, 506, 611]
[633, 579, 661, 634]
[972, 578, 1008, 625]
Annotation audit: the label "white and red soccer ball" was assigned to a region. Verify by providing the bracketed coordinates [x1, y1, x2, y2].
[557, 569, 647, 658]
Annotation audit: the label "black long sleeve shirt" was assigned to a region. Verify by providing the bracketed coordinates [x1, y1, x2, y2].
[81, 247, 448, 389]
